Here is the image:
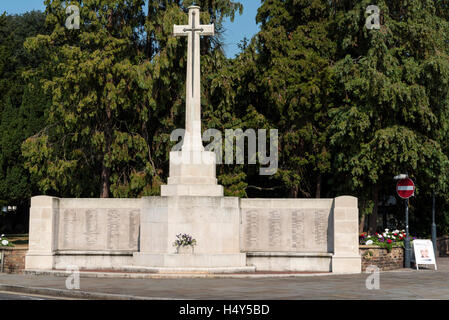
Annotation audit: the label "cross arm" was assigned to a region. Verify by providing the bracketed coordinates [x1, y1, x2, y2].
[173, 25, 188, 36]
[199, 24, 214, 36]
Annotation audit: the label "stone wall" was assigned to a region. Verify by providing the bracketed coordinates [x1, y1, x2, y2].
[241, 196, 361, 273]
[359, 245, 404, 271]
[26, 196, 140, 270]
[26, 195, 362, 273]
[57, 200, 140, 252]
[241, 199, 333, 272]
[240, 199, 334, 253]
[1, 248, 27, 273]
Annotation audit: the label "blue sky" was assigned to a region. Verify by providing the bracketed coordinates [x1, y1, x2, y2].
[0, 0, 261, 57]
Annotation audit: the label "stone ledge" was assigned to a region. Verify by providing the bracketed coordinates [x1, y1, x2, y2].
[120, 265, 256, 274]
[161, 184, 224, 197]
[133, 252, 247, 268]
[246, 252, 333, 258]
[23, 269, 335, 279]
[54, 250, 134, 256]
[240, 198, 334, 209]
[0, 247, 28, 251]
[359, 245, 403, 249]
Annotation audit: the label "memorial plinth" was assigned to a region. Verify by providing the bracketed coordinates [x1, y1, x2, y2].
[133, 196, 247, 269]
[161, 151, 224, 197]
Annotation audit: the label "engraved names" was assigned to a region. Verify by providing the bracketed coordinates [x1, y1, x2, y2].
[314, 210, 327, 247]
[58, 208, 140, 251]
[128, 210, 140, 249]
[291, 211, 305, 249]
[62, 209, 77, 249]
[245, 210, 259, 249]
[84, 209, 99, 246]
[106, 210, 120, 250]
[269, 211, 281, 248]
[242, 208, 330, 252]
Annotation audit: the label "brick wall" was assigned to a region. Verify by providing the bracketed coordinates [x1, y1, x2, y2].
[359, 246, 404, 271]
[0, 248, 27, 274]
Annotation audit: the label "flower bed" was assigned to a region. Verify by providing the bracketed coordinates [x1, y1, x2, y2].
[360, 229, 415, 252]
[358, 228, 412, 271]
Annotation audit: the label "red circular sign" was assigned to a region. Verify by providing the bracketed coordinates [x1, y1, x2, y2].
[396, 178, 415, 199]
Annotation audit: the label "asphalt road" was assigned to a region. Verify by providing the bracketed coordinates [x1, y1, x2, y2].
[0, 291, 56, 300]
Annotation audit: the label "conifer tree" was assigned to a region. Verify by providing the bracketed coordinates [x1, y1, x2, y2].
[0, 11, 49, 211]
[22, 0, 151, 198]
[328, 0, 449, 232]
[22, 0, 243, 198]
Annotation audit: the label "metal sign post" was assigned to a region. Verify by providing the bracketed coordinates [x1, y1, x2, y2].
[396, 176, 415, 269]
[405, 198, 411, 268]
[432, 193, 437, 255]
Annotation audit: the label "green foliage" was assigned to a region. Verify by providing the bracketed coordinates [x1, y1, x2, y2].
[2, 0, 449, 236]
[327, 0, 449, 231]
[0, 11, 49, 209]
[21, 0, 243, 198]
[22, 0, 153, 198]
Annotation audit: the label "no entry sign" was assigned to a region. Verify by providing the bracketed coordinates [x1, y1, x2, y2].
[396, 178, 415, 199]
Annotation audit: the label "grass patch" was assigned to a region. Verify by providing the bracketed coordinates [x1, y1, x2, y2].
[4, 234, 28, 237]
[11, 239, 28, 245]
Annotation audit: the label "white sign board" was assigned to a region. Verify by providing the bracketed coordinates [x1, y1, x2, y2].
[413, 239, 437, 270]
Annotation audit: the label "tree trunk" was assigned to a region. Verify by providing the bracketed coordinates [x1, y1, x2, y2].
[100, 163, 110, 198]
[359, 214, 366, 233]
[100, 105, 113, 198]
[368, 184, 379, 233]
[315, 173, 322, 198]
[146, 1, 154, 59]
[291, 185, 298, 198]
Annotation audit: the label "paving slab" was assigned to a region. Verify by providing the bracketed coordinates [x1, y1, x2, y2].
[0, 258, 448, 300]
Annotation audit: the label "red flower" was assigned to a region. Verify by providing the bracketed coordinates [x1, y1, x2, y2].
[387, 239, 392, 244]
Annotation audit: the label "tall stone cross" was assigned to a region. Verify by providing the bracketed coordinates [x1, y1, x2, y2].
[174, 6, 214, 152]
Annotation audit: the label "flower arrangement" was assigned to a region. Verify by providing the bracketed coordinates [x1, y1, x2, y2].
[172, 234, 197, 248]
[0, 234, 13, 247]
[360, 228, 415, 252]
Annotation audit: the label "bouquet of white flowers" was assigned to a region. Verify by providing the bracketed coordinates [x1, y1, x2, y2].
[0, 234, 13, 247]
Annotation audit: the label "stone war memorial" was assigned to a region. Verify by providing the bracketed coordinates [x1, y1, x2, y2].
[25, 6, 361, 275]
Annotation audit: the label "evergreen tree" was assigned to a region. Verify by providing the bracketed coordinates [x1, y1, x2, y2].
[226, 0, 335, 198]
[22, 0, 243, 198]
[328, 0, 449, 232]
[139, 0, 243, 196]
[0, 11, 49, 209]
